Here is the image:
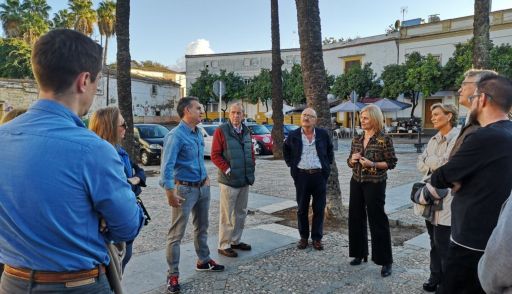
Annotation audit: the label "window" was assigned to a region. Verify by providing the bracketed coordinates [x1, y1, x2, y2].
[211, 60, 219, 68]
[244, 78, 251, 85]
[250, 58, 259, 66]
[431, 54, 442, 63]
[151, 84, 158, 97]
[243, 58, 250, 66]
[342, 55, 363, 74]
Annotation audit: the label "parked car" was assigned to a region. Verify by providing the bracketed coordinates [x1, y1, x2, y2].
[243, 118, 257, 124]
[199, 124, 261, 157]
[134, 123, 170, 165]
[246, 124, 273, 155]
[198, 124, 219, 156]
[211, 118, 227, 124]
[264, 124, 299, 139]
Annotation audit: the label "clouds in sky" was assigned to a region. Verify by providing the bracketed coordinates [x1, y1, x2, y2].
[170, 39, 215, 71]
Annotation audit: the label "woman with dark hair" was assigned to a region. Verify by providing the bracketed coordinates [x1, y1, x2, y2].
[416, 103, 459, 292]
[347, 104, 397, 277]
[89, 106, 147, 270]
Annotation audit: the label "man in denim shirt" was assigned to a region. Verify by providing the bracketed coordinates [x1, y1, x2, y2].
[160, 97, 224, 294]
[0, 30, 144, 293]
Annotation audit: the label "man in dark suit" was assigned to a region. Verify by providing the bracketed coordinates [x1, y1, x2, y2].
[283, 107, 334, 250]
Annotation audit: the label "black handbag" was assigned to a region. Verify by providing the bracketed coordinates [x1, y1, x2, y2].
[410, 182, 426, 203]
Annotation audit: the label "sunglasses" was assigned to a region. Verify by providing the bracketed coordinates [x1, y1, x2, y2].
[119, 122, 128, 129]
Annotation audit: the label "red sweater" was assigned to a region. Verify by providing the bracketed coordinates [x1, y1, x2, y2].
[211, 127, 255, 174]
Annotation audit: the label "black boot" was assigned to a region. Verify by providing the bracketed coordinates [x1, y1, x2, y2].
[381, 264, 392, 277]
[349, 256, 368, 266]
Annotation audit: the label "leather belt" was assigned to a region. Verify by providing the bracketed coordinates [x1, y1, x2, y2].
[298, 168, 322, 174]
[4, 264, 105, 283]
[175, 178, 207, 187]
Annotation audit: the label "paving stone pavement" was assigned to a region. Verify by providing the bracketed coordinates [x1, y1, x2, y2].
[144, 232, 430, 294]
[127, 140, 429, 293]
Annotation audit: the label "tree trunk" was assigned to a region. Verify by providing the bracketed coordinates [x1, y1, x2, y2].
[104, 36, 110, 106]
[116, 0, 137, 160]
[473, 0, 491, 68]
[271, 0, 284, 159]
[295, 0, 344, 221]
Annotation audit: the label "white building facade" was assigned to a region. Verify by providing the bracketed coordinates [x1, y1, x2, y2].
[185, 8, 512, 128]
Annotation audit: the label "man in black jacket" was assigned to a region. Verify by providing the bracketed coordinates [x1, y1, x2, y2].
[283, 108, 333, 250]
[431, 75, 512, 294]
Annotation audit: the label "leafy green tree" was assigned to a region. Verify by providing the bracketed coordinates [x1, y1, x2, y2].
[441, 42, 473, 90]
[405, 54, 442, 116]
[490, 43, 512, 79]
[282, 63, 305, 105]
[0, 0, 23, 38]
[217, 69, 245, 116]
[52, 9, 74, 29]
[0, 37, 33, 78]
[381, 52, 442, 117]
[245, 68, 271, 110]
[381, 64, 406, 98]
[69, 0, 96, 36]
[189, 68, 216, 118]
[331, 62, 378, 99]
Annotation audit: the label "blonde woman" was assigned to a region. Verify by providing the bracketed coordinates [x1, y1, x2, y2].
[89, 106, 147, 271]
[416, 103, 459, 292]
[347, 104, 397, 277]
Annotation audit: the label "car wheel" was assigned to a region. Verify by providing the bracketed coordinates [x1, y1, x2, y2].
[254, 142, 263, 155]
[141, 151, 151, 166]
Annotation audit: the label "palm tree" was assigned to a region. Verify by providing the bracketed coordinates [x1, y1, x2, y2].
[116, 0, 136, 159]
[52, 9, 74, 29]
[270, 0, 284, 159]
[69, 0, 96, 36]
[97, 0, 116, 66]
[0, 0, 23, 38]
[19, 0, 51, 44]
[295, 0, 344, 221]
[473, 0, 491, 68]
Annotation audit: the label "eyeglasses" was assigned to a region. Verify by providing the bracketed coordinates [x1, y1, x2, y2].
[461, 81, 476, 86]
[119, 122, 127, 129]
[302, 114, 317, 119]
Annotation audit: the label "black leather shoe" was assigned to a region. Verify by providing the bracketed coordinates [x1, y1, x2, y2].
[297, 238, 308, 249]
[231, 242, 252, 251]
[381, 264, 392, 277]
[349, 256, 368, 266]
[422, 279, 439, 292]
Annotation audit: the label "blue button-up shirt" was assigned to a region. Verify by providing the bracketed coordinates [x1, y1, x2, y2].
[0, 99, 144, 271]
[160, 121, 206, 190]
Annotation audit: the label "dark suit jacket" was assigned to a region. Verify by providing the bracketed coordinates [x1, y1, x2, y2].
[283, 127, 334, 180]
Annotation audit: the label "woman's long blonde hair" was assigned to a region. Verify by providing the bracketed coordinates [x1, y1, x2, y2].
[89, 106, 121, 145]
[361, 104, 385, 132]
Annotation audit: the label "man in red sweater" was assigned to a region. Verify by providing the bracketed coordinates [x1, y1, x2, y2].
[211, 103, 255, 258]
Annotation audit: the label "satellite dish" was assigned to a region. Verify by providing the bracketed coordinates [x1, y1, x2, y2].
[394, 19, 401, 29]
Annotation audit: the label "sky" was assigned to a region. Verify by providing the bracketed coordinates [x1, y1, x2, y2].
[31, 0, 512, 71]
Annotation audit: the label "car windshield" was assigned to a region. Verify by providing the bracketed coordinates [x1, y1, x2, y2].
[202, 126, 218, 136]
[137, 125, 169, 138]
[285, 125, 299, 131]
[248, 125, 270, 135]
[265, 125, 274, 131]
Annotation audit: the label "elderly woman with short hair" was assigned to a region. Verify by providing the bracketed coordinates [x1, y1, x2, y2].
[347, 104, 397, 277]
[416, 103, 459, 292]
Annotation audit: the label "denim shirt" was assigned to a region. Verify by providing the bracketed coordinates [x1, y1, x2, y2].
[0, 99, 144, 271]
[160, 121, 206, 190]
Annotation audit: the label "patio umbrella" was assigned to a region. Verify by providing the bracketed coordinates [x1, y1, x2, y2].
[329, 101, 367, 113]
[372, 98, 412, 112]
[265, 103, 295, 118]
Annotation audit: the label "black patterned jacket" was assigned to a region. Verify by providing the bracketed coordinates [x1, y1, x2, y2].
[347, 131, 397, 183]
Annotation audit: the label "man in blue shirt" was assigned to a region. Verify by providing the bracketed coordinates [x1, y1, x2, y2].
[160, 97, 224, 294]
[0, 29, 144, 293]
